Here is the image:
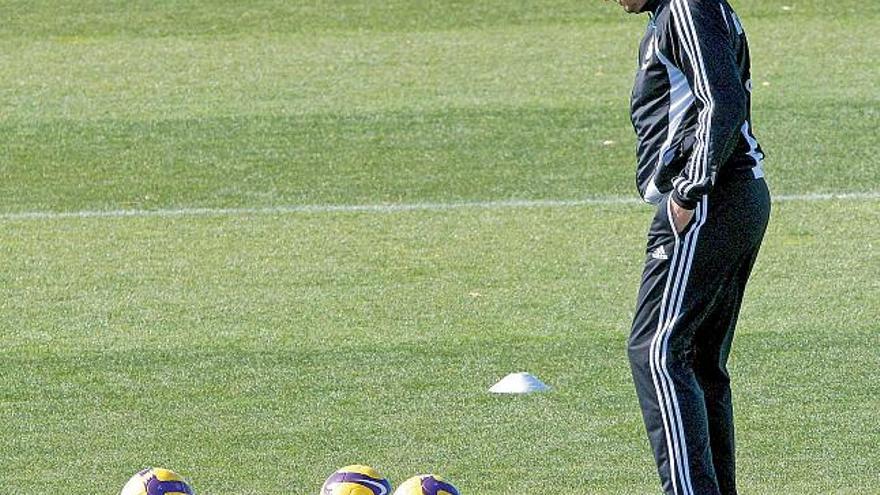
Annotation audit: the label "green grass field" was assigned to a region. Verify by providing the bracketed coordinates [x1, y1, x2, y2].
[1, 1, 878, 493]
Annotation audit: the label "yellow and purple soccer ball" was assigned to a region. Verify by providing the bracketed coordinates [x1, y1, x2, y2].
[392, 475, 460, 495]
[120, 468, 194, 495]
[320, 465, 392, 495]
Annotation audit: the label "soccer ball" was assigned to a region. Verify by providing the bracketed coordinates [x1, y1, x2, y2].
[393, 475, 460, 495]
[320, 465, 392, 495]
[120, 468, 194, 495]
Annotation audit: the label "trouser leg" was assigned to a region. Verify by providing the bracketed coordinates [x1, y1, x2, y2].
[628, 197, 720, 495]
[694, 240, 765, 495]
[692, 288, 739, 495]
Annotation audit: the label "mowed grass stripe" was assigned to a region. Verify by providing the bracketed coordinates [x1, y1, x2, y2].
[1, 15, 878, 213]
[0, 0, 873, 39]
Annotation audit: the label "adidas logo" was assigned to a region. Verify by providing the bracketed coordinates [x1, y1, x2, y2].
[650, 245, 669, 260]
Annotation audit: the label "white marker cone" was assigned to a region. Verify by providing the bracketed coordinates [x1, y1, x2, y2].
[489, 372, 550, 394]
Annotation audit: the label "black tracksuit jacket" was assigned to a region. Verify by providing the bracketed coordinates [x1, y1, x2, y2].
[631, 0, 765, 209]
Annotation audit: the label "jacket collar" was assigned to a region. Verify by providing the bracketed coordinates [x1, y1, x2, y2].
[642, 0, 666, 14]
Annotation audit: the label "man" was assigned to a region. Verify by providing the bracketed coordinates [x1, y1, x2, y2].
[607, 0, 771, 494]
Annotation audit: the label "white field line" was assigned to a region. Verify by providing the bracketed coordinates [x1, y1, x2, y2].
[1, 191, 878, 222]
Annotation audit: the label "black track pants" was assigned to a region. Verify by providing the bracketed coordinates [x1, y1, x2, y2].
[628, 178, 770, 495]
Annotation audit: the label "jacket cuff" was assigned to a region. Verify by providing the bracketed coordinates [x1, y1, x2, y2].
[671, 188, 699, 210]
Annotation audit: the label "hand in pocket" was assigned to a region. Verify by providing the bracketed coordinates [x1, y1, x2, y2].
[668, 197, 695, 234]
